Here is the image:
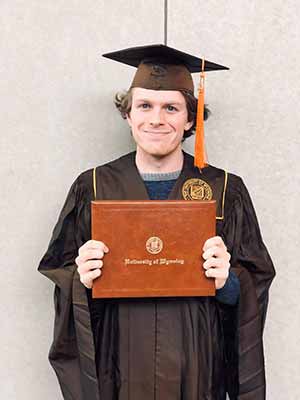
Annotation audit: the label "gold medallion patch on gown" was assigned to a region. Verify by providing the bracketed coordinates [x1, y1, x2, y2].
[182, 178, 213, 201]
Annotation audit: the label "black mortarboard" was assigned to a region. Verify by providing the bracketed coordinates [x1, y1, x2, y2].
[103, 44, 228, 93]
[102, 44, 229, 73]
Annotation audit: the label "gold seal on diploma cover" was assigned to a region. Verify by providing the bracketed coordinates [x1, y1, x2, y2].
[182, 178, 213, 201]
[146, 237, 163, 254]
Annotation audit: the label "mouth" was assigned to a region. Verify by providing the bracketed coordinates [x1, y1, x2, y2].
[144, 130, 171, 134]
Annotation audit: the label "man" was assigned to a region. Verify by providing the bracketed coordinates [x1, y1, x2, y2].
[38, 44, 275, 400]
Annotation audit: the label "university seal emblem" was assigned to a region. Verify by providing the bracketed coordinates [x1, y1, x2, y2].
[182, 178, 213, 201]
[146, 236, 163, 255]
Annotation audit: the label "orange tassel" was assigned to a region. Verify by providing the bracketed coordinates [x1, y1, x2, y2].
[194, 59, 206, 169]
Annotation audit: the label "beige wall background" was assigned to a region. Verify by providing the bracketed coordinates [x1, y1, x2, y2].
[1, 1, 299, 399]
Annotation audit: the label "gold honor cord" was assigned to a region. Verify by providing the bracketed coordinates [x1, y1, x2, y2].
[93, 167, 97, 200]
[216, 170, 228, 221]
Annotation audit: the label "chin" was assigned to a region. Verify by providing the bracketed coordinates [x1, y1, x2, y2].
[146, 147, 178, 159]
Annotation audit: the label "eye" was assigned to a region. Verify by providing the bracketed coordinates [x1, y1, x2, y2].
[166, 105, 178, 112]
[138, 103, 151, 109]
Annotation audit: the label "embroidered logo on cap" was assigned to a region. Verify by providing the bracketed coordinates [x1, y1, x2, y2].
[150, 64, 167, 78]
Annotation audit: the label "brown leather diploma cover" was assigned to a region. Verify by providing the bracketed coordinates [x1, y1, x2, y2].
[92, 200, 216, 298]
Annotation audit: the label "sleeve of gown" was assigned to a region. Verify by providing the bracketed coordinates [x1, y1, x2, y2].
[38, 178, 79, 292]
[220, 176, 275, 398]
[222, 176, 275, 329]
[37, 178, 85, 400]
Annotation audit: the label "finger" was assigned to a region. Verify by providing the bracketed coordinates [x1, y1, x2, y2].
[79, 240, 109, 255]
[77, 259, 103, 275]
[80, 268, 102, 288]
[203, 247, 231, 263]
[77, 248, 105, 263]
[78, 240, 102, 253]
[205, 268, 229, 279]
[203, 236, 226, 252]
[203, 257, 230, 270]
[203, 246, 224, 260]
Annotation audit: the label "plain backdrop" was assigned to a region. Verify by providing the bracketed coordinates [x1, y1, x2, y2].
[0, 1, 299, 399]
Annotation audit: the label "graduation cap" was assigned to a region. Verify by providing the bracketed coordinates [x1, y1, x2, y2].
[102, 44, 229, 168]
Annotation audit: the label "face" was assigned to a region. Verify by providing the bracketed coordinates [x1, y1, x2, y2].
[126, 88, 193, 158]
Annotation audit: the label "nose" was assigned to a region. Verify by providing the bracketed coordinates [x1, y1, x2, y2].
[149, 108, 165, 127]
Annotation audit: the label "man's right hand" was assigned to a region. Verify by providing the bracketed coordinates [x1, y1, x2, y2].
[75, 240, 109, 289]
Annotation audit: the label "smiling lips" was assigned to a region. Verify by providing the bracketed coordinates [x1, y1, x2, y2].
[144, 130, 171, 134]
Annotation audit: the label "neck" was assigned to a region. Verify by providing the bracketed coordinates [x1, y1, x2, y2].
[135, 146, 184, 173]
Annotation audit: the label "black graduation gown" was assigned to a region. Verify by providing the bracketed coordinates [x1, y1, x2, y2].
[38, 151, 275, 400]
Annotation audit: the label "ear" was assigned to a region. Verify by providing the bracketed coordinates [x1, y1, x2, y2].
[126, 112, 132, 128]
[184, 120, 193, 131]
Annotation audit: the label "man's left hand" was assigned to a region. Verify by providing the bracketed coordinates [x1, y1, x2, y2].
[202, 236, 231, 290]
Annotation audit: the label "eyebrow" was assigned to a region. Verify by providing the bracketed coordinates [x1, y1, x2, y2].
[135, 99, 183, 106]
